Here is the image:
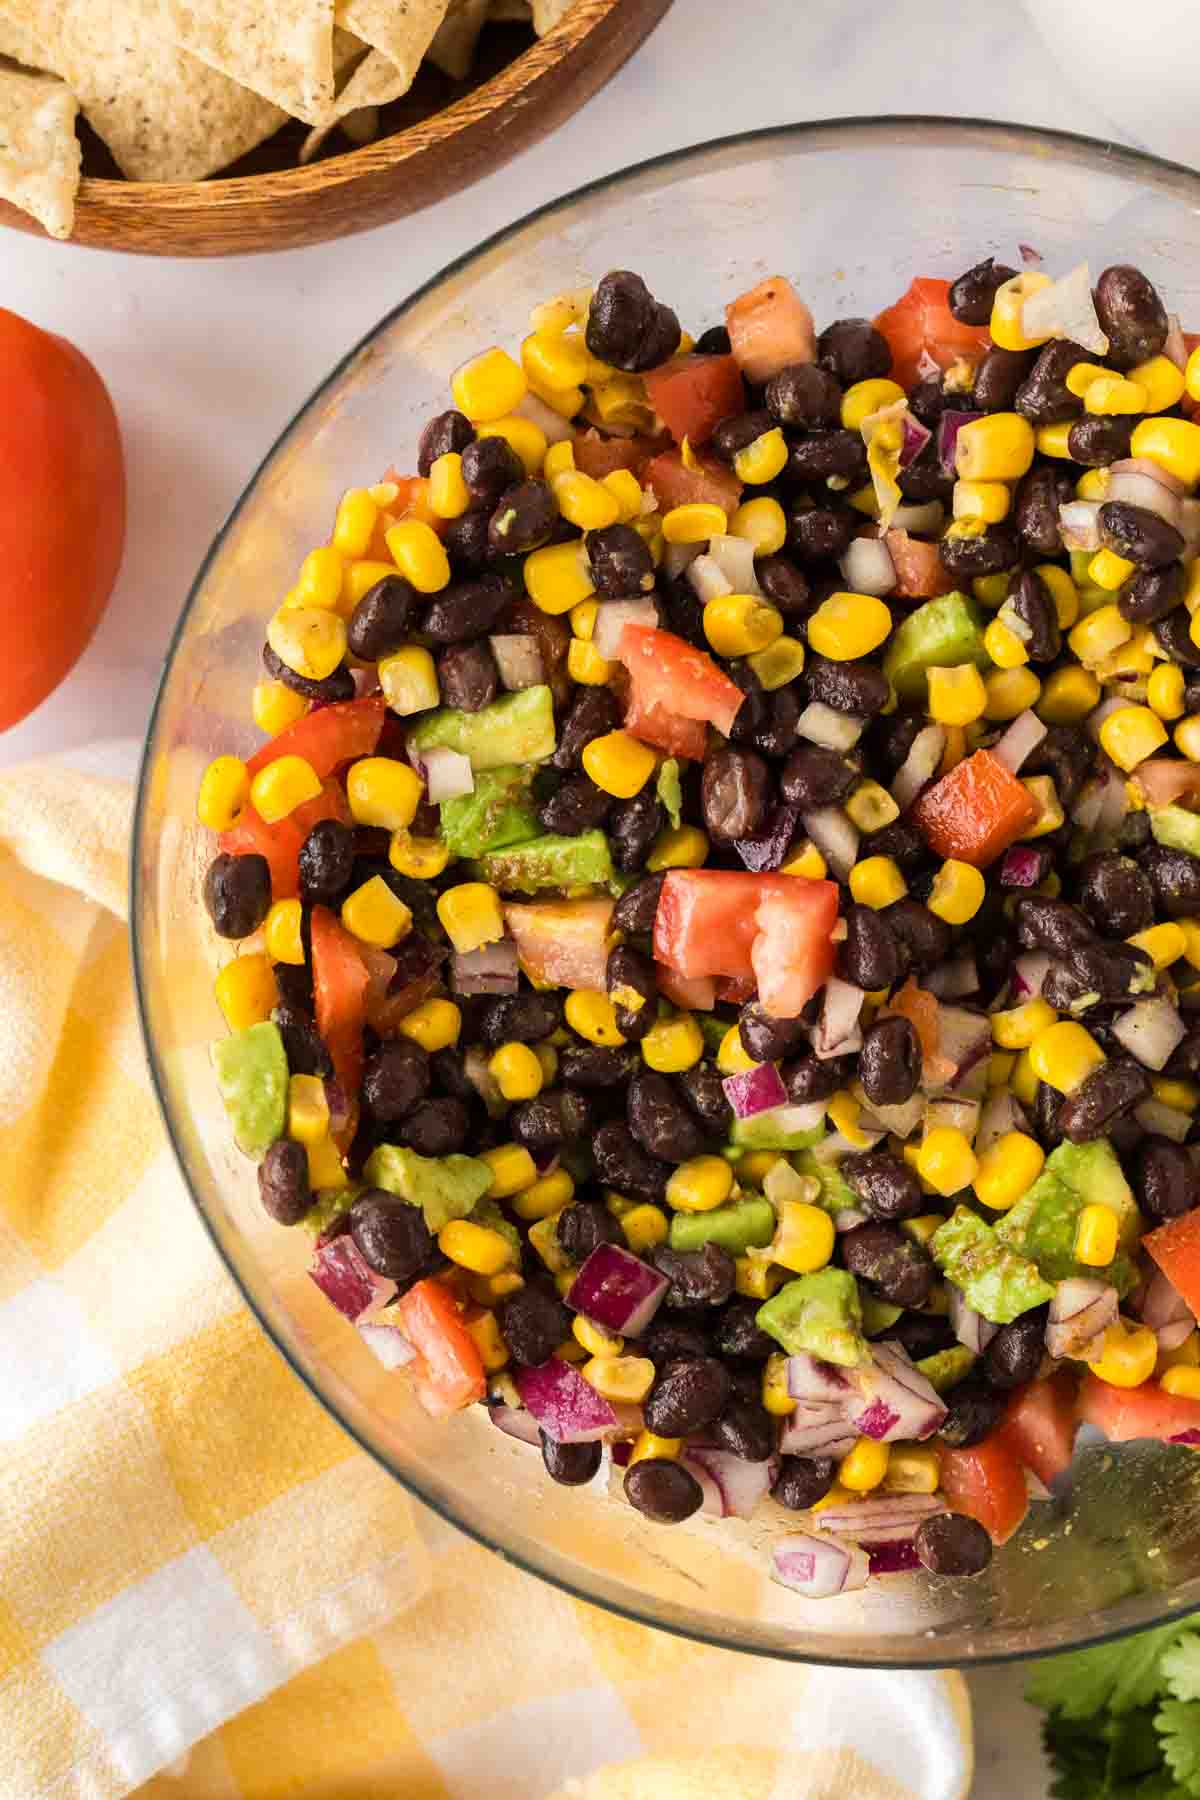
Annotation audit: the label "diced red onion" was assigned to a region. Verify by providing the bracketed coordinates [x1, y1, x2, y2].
[1163, 314, 1188, 371]
[1058, 500, 1102, 552]
[899, 412, 932, 468]
[515, 1358, 623, 1444]
[763, 1159, 814, 1208]
[950, 1285, 998, 1355]
[802, 806, 859, 879]
[868, 1538, 922, 1575]
[858, 1089, 925, 1139]
[925, 1095, 980, 1139]
[771, 1534, 870, 1598]
[351, 664, 382, 697]
[1137, 1267, 1195, 1339]
[1020, 243, 1043, 265]
[999, 846, 1049, 889]
[787, 1352, 855, 1402]
[778, 1402, 859, 1459]
[924, 956, 980, 1000]
[976, 1087, 1029, 1155]
[992, 710, 1047, 775]
[795, 702, 867, 752]
[451, 938, 520, 998]
[723, 1061, 788, 1121]
[812, 976, 865, 1060]
[890, 498, 945, 536]
[937, 411, 983, 476]
[839, 535, 896, 597]
[356, 1317, 417, 1369]
[687, 553, 734, 604]
[687, 1449, 778, 1519]
[814, 1127, 883, 1164]
[848, 1342, 947, 1443]
[834, 1206, 869, 1232]
[489, 633, 544, 691]
[662, 541, 702, 579]
[1112, 995, 1186, 1071]
[708, 534, 762, 597]
[421, 745, 474, 802]
[1105, 470, 1184, 530]
[1158, 1318, 1197, 1353]
[1170, 1428, 1200, 1447]
[812, 1492, 944, 1540]
[1046, 1278, 1118, 1361]
[1135, 1098, 1193, 1143]
[489, 1403, 542, 1447]
[734, 803, 801, 873]
[930, 1006, 991, 1091]
[678, 1454, 725, 1517]
[566, 1242, 669, 1338]
[1021, 262, 1109, 356]
[598, 598, 659, 658]
[1113, 456, 1189, 498]
[464, 1045, 508, 1117]
[1092, 763, 1130, 841]
[309, 1239, 396, 1322]
[891, 724, 946, 811]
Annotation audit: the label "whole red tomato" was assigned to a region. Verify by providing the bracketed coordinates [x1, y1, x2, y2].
[0, 308, 125, 730]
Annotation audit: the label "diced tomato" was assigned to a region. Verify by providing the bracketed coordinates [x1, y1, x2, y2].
[220, 778, 350, 900]
[311, 906, 369, 1143]
[911, 749, 1039, 869]
[245, 694, 386, 780]
[996, 1374, 1078, 1487]
[623, 688, 708, 761]
[654, 869, 839, 1018]
[884, 528, 955, 598]
[657, 965, 717, 1012]
[725, 276, 816, 383]
[938, 1436, 1029, 1545]
[395, 1278, 486, 1417]
[883, 978, 952, 1087]
[714, 973, 757, 1005]
[380, 470, 443, 536]
[751, 878, 839, 1018]
[643, 354, 746, 446]
[643, 448, 743, 516]
[1145, 1211, 1200, 1319]
[874, 276, 992, 390]
[1078, 1369, 1200, 1447]
[620, 624, 745, 739]
[1132, 758, 1200, 809]
[504, 897, 615, 992]
[572, 430, 669, 481]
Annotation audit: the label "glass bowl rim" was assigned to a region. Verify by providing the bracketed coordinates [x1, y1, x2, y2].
[132, 114, 1200, 1668]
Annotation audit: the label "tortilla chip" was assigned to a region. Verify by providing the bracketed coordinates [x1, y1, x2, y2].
[301, 0, 449, 161]
[141, 0, 337, 123]
[428, 0, 487, 80]
[531, 0, 573, 31]
[0, 59, 78, 236]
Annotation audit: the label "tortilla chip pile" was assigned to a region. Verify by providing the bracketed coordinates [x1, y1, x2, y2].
[0, 0, 575, 238]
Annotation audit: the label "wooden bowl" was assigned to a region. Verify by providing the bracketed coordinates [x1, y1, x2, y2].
[0, 0, 669, 256]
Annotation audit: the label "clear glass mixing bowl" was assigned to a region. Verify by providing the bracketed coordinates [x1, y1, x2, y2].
[133, 118, 1200, 1666]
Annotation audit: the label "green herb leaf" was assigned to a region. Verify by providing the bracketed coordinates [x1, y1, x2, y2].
[1163, 1636, 1200, 1704]
[1027, 1622, 1188, 1720]
[1157, 1699, 1200, 1796]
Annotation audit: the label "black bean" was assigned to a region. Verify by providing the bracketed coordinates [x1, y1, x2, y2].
[1058, 1058, 1152, 1143]
[273, 1004, 331, 1078]
[883, 897, 952, 974]
[787, 503, 855, 563]
[1067, 414, 1136, 467]
[346, 575, 420, 661]
[417, 408, 474, 476]
[645, 1320, 711, 1364]
[1014, 340, 1089, 424]
[258, 1138, 311, 1226]
[204, 852, 271, 939]
[609, 788, 666, 873]
[817, 317, 891, 384]
[756, 555, 811, 617]
[348, 1188, 433, 1281]
[1094, 264, 1168, 370]
[1100, 500, 1185, 569]
[1014, 895, 1095, 957]
[644, 1356, 731, 1436]
[1155, 605, 1200, 669]
[857, 1016, 921, 1110]
[985, 1308, 1049, 1388]
[908, 379, 951, 428]
[766, 362, 841, 429]
[694, 324, 731, 355]
[898, 457, 956, 503]
[880, 1311, 955, 1361]
[972, 347, 1035, 413]
[424, 576, 511, 643]
[949, 257, 1018, 325]
[784, 430, 867, 484]
[434, 642, 499, 717]
[362, 1040, 430, 1121]
[1023, 725, 1094, 812]
[710, 408, 775, 465]
[261, 642, 354, 703]
[677, 1062, 734, 1134]
[838, 903, 901, 992]
[1136, 1137, 1196, 1223]
[783, 1054, 848, 1106]
[915, 1512, 993, 1577]
[624, 1458, 703, 1522]
[295, 823, 354, 911]
[461, 435, 524, 506]
[540, 1434, 602, 1486]
[841, 1221, 935, 1309]
[867, 819, 929, 877]
[1007, 568, 1061, 661]
[1075, 852, 1154, 938]
[552, 685, 621, 772]
[430, 1047, 473, 1102]
[842, 1150, 924, 1221]
[1031, 1079, 1064, 1152]
[587, 270, 680, 372]
[628, 1071, 708, 1164]
[593, 1119, 669, 1200]
[751, 687, 802, 761]
[938, 525, 1019, 579]
[653, 1242, 735, 1309]
[557, 1200, 622, 1264]
[779, 745, 857, 810]
[803, 655, 889, 718]
[560, 1045, 638, 1088]
[397, 1097, 470, 1155]
[479, 993, 562, 1048]
[711, 1399, 775, 1461]
[772, 1454, 837, 1511]
[1120, 561, 1185, 624]
[442, 508, 491, 572]
[537, 772, 612, 836]
[701, 745, 771, 843]
[488, 481, 557, 556]
[500, 1283, 570, 1366]
[738, 1002, 807, 1064]
[713, 1299, 776, 1362]
[1013, 465, 1076, 556]
[273, 961, 314, 1012]
[585, 522, 656, 598]
[511, 1090, 576, 1155]
[939, 1379, 1006, 1448]
[606, 944, 657, 1043]
[1120, 810, 1152, 853]
[1062, 939, 1153, 1004]
[611, 872, 666, 936]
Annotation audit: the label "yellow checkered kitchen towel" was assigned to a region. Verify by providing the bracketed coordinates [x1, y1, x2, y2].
[0, 757, 974, 1800]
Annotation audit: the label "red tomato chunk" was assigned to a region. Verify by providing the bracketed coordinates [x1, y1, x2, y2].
[911, 750, 1038, 869]
[653, 869, 838, 1016]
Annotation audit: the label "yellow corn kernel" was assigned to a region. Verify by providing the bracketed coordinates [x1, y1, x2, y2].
[737, 1255, 784, 1300]
[1154, 1077, 1200, 1114]
[1028, 1020, 1106, 1092]
[955, 412, 1036, 483]
[1073, 1202, 1119, 1269]
[523, 538, 594, 615]
[1134, 354, 1187, 414]
[844, 780, 899, 834]
[439, 1220, 514, 1277]
[827, 1089, 874, 1148]
[666, 1154, 734, 1214]
[748, 635, 806, 691]
[1028, 563, 1077, 632]
[342, 875, 412, 949]
[462, 1309, 509, 1373]
[628, 1429, 682, 1467]
[452, 346, 526, 422]
[641, 1012, 704, 1073]
[646, 824, 709, 871]
[1099, 704, 1169, 773]
[1075, 467, 1110, 501]
[551, 470, 619, 532]
[849, 855, 907, 911]
[589, 373, 654, 431]
[1148, 662, 1187, 722]
[580, 1355, 656, 1405]
[883, 1445, 941, 1495]
[521, 327, 591, 391]
[699, 593, 781, 659]
[567, 639, 613, 686]
[939, 724, 967, 776]
[927, 858, 986, 927]
[953, 479, 1011, 524]
[989, 271, 1052, 351]
[555, 1322, 587, 1350]
[902, 1213, 944, 1248]
[730, 495, 787, 555]
[614, 1203, 665, 1256]
[781, 840, 827, 880]
[660, 501, 727, 545]
[717, 1024, 757, 1075]
[436, 882, 504, 955]
[983, 617, 1028, 670]
[306, 1132, 347, 1192]
[917, 1128, 979, 1198]
[507, 1171, 574, 1226]
[1128, 922, 1187, 972]
[564, 988, 625, 1047]
[839, 1436, 891, 1494]
[1017, 773, 1063, 840]
[471, 1267, 524, 1306]
[287, 1072, 330, 1147]
[1038, 664, 1101, 725]
[1084, 373, 1148, 415]
[341, 558, 398, 614]
[1065, 360, 1115, 398]
[738, 1150, 783, 1187]
[1130, 416, 1200, 489]
[847, 482, 880, 517]
[478, 415, 547, 479]
[249, 754, 321, 824]
[1178, 715, 1200, 762]
[572, 1314, 624, 1359]
[989, 1050, 1016, 1089]
[773, 1200, 836, 1274]
[1087, 548, 1135, 594]
[1088, 1320, 1158, 1389]
[734, 426, 789, 485]
[1159, 1332, 1200, 1378]
[214, 953, 276, 1031]
[543, 439, 576, 483]
[840, 378, 906, 431]
[1178, 917, 1200, 967]
[488, 1041, 544, 1103]
[294, 545, 344, 611]
[992, 997, 1057, 1052]
[1162, 1364, 1200, 1400]
[267, 604, 347, 683]
[762, 1352, 797, 1416]
[983, 666, 1042, 721]
[807, 591, 892, 662]
[600, 467, 643, 523]
[398, 996, 461, 1052]
[264, 898, 304, 966]
[570, 598, 598, 641]
[582, 730, 656, 799]
[197, 755, 249, 832]
[332, 488, 379, 559]
[479, 1143, 538, 1200]
[1033, 424, 1074, 462]
[389, 831, 451, 882]
[385, 520, 450, 594]
[1011, 1048, 1038, 1107]
[973, 1131, 1045, 1212]
[927, 662, 988, 728]
[427, 451, 471, 520]
[251, 679, 308, 737]
[346, 757, 423, 833]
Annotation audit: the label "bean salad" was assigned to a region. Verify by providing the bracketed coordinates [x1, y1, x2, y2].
[197, 255, 1200, 1599]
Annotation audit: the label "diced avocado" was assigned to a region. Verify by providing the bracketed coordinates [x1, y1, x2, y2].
[656, 758, 683, 829]
[792, 1148, 856, 1217]
[440, 765, 540, 860]
[916, 1344, 977, 1394]
[210, 1021, 287, 1160]
[756, 1267, 868, 1368]
[881, 591, 989, 703]
[995, 1138, 1139, 1295]
[472, 1196, 522, 1264]
[860, 1294, 904, 1336]
[299, 1187, 358, 1239]
[363, 1143, 493, 1233]
[931, 1205, 1054, 1324]
[409, 685, 556, 772]
[668, 1195, 776, 1256]
[1150, 804, 1200, 859]
[730, 1110, 827, 1152]
[473, 830, 613, 895]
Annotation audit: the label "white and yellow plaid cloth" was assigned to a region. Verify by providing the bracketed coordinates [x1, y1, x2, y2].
[0, 757, 973, 1800]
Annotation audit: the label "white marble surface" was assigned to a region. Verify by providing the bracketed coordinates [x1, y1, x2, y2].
[1, 0, 1175, 1787]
